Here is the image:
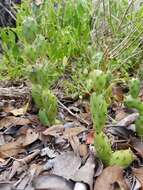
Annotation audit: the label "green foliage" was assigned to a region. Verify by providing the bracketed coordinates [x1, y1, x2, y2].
[135, 116, 143, 136]
[32, 85, 57, 126]
[22, 16, 38, 43]
[90, 93, 107, 133]
[109, 149, 135, 168]
[125, 97, 143, 115]
[32, 85, 43, 108]
[94, 132, 112, 165]
[129, 78, 140, 99]
[87, 70, 111, 94]
[90, 69, 135, 167]
[29, 60, 62, 88]
[125, 78, 143, 136]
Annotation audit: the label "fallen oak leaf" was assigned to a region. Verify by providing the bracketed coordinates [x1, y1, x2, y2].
[0, 136, 24, 158]
[42, 124, 64, 137]
[63, 126, 87, 139]
[86, 130, 95, 145]
[53, 151, 81, 180]
[131, 137, 143, 158]
[116, 113, 139, 126]
[132, 167, 143, 190]
[94, 166, 129, 190]
[22, 128, 39, 147]
[71, 154, 95, 190]
[10, 103, 29, 116]
[0, 116, 30, 130]
[32, 174, 74, 190]
[0, 128, 39, 158]
[8, 150, 40, 180]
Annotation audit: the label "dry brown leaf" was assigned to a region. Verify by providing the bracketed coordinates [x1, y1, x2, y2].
[10, 103, 29, 116]
[115, 108, 128, 121]
[133, 167, 143, 189]
[116, 113, 139, 126]
[131, 137, 143, 158]
[22, 128, 39, 146]
[63, 126, 87, 139]
[79, 144, 88, 157]
[0, 182, 12, 190]
[94, 166, 129, 190]
[42, 124, 64, 137]
[0, 116, 30, 129]
[32, 174, 74, 190]
[0, 137, 24, 158]
[69, 135, 80, 155]
[86, 130, 94, 145]
[71, 155, 95, 190]
[112, 84, 124, 103]
[53, 151, 81, 180]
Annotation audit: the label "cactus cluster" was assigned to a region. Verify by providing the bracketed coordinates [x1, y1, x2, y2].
[90, 70, 135, 167]
[125, 78, 143, 136]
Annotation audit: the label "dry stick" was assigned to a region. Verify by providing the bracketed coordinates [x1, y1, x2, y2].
[121, 39, 143, 62]
[91, 0, 104, 51]
[109, 27, 137, 56]
[123, 47, 143, 63]
[0, 2, 16, 21]
[117, 0, 135, 32]
[57, 99, 89, 126]
[112, 30, 143, 58]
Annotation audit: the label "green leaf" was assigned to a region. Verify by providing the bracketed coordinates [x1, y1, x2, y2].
[38, 109, 49, 125]
[109, 149, 135, 168]
[22, 16, 38, 43]
[90, 93, 107, 132]
[32, 85, 43, 108]
[94, 132, 112, 165]
[135, 116, 143, 137]
[125, 96, 143, 115]
[129, 78, 140, 99]
[42, 89, 57, 125]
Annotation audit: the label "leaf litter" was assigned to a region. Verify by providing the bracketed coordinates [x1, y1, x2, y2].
[1, 81, 143, 190]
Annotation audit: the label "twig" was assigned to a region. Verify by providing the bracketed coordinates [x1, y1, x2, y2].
[117, 0, 134, 32]
[0, 2, 16, 21]
[57, 99, 89, 126]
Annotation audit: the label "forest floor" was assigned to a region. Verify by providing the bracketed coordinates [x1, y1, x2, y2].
[1, 1, 143, 190]
[0, 79, 143, 190]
